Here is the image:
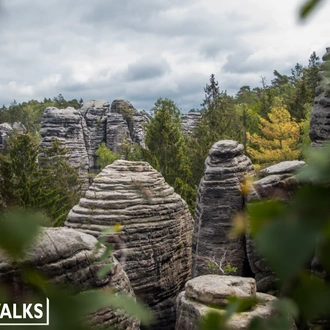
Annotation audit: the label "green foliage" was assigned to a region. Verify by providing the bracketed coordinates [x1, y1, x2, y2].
[144, 98, 196, 212]
[95, 142, 120, 169]
[299, 0, 323, 19]
[0, 134, 81, 226]
[0, 211, 153, 329]
[0, 95, 82, 137]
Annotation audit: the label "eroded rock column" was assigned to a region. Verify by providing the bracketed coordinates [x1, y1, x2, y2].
[65, 160, 193, 330]
[192, 140, 254, 277]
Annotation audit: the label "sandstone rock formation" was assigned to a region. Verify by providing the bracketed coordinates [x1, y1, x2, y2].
[310, 47, 330, 147]
[107, 100, 150, 152]
[65, 160, 194, 330]
[192, 140, 254, 277]
[39, 99, 149, 190]
[0, 122, 26, 150]
[0, 227, 139, 330]
[39, 106, 90, 189]
[181, 111, 201, 135]
[175, 275, 296, 330]
[246, 160, 305, 292]
[80, 100, 110, 171]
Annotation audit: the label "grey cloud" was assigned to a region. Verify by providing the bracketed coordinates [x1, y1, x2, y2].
[126, 57, 170, 81]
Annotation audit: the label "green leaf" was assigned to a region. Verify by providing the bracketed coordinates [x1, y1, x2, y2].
[247, 200, 285, 236]
[200, 310, 226, 330]
[0, 210, 45, 259]
[299, 0, 323, 19]
[255, 218, 317, 282]
[292, 274, 330, 321]
[75, 291, 154, 326]
[97, 263, 113, 278]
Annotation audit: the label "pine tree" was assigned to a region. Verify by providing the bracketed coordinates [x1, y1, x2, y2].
[247, 98, 301, 165]
[145, 98, 195, 211]
[188, 74, 237, 187]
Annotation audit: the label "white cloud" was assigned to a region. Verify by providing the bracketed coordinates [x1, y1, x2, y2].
[0, 0, 329, 111]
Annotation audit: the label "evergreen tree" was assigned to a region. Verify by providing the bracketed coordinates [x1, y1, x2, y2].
[188, 74, 237, 187]
[0, 134, 81, 226]
[145, 98, 195, 211]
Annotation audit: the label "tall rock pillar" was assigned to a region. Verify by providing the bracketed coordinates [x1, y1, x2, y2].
[192, 140, 254, 277]
[310, 47, 330, 147]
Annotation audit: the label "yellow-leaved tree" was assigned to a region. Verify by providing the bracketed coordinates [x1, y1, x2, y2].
[247, 98, 301, 166]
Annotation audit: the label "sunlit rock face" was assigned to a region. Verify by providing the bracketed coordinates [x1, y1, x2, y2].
[65, 160, 194, 330]
[0, 227, 139, 330]
[310, 47, 330, 147]
[192, 140, 254, 278]
[175, 275, 296, 330]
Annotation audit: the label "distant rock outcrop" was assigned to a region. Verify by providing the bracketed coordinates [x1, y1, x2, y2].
[0, 227, 139, 330]
[175, 275, 296, 330]
[65, 160, 193, 330]
[0, 122, 26, 150]
[39, 107, 90, 189]
[39, 99, 149, 190]
[192, 140, 254, 277]
[181, 112, 201, 135]
[310, 47, 330, 147]
[80, 100, 110, 171]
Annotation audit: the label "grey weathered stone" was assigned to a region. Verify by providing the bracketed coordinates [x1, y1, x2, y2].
[0, 227, 139, 330]
[65, 160, 193, 330]
[192, 140, 254, 277]
[106, 112, 131, 153]
[0, 122, 26, 150]
[310, 47, 330, 147]
[39, 99, 149, 191]
[247, 161, 305, 202]
[175, 275, 296, 330]
[80, 100, 110, 171]
[107, 99, 149, 152]
[181, 112, 201, 135]
[246, 161, 304, 292]
[39, 106, 90, 189]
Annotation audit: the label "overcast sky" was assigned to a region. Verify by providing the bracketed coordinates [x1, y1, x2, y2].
[0, 0, 329, 112]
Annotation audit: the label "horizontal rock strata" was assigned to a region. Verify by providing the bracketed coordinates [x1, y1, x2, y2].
[0, 227, 139, 330]
[65, 160, 193, 330]
[175, 275, 296, 330]
[192, 140, 254, 277]
[310, 47, 330, 147]
[246, 160, 305, 292]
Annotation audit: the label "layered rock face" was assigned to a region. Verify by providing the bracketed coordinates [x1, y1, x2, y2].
[0, 227, 139, 330]
[0, 122, 26, 150]
[181, 112, 201, 135]
[65, 160, 193, 329]
[192, 140, 254, 277]
[80, 100, 110, 171]
[39, 107, 90, 189]
[175, 275, 295, 330]
[310, 47, 330, 147]
[246, 161, 305, 292]
[39, 99, 149, 190]
[107, 100, 150, 152]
